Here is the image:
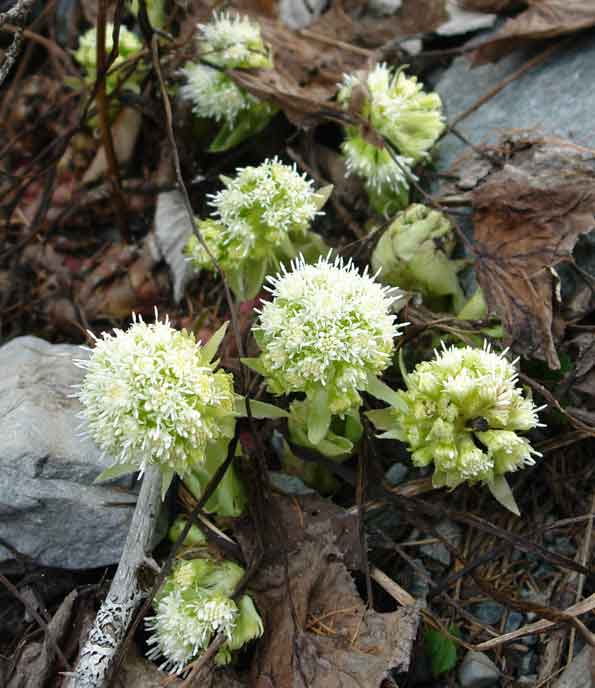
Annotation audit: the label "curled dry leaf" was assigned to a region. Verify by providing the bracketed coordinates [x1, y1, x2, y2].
[470, 135, 595, 368]
[234, 493, 420, 688]
[473, 0, 595, 64]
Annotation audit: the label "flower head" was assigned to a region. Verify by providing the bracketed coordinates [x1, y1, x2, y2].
[371, 204, 465, 310]
[73, 23, 143, 93]
[146, 558, 263, 674]
[197, 12, 271, 69]
[180, 62, 260, 123]
[75, 314, 235, 479]
[338, 64, 444, 208]
[253, 254, 403, 416]
[185, 159, 330, 299]
[369, 343, 543, 490]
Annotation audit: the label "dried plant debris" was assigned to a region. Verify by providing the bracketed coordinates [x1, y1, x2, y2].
[466, 135, 595, 368]
[234, 494, 420, 688]
[473, 0, 595, 64]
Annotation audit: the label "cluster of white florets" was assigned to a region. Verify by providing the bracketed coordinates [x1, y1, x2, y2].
[75, 314, 235, 478]
[186, 158, 326, 270]
[338, 63, 444, 198]
[180, 12, 271, 124]
[197, 11, 270, 68]
[373, 343, 544, 488]
[255, 255, 403, 414]
[145, 558, 263, 674]
[146, 589, 237, 674]
[180, 64, 258, 123]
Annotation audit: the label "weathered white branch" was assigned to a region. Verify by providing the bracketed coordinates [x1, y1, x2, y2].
[66, 466, 162, 688]
[0, 0, 36, 86]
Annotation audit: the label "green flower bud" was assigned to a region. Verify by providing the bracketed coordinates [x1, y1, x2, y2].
[73, 24, 144, 94]
[371, 204, 465, 311]
[168, 517, 207, 547]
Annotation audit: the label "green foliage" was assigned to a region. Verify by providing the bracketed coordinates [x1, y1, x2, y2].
[424, 625, 460, 677]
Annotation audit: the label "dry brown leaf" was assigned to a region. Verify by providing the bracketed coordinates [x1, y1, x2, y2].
[459, 0, 523, 12]
[234, 494, 420, 688]
[471, 136, 595, 368]
[473, 0, 595, 64]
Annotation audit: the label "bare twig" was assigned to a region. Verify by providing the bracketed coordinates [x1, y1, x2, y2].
[95, 0, 130, 242]
[65, 465, 163, 687]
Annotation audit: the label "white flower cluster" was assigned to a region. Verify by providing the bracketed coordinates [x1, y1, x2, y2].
[210, 157, 322, 252]
[180, 12, 271, 124]
[342, 134, 415, 193]
[370, 343, 544, 489]
[75, 314, 235, 478]
[185, 159, 329, 299]
[338, 63, 444, 199]
[146, 589, 237, 674]
[145, 558, 263, 674]
[255, 255, 403, 414]
[197, 11, 269, 68]
[180, 63, 257, 123]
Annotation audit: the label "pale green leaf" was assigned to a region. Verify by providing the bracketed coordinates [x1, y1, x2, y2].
[488, 476, 520, 516]
[366, 374, 403, 407]
[307, 389, 332, 445]
[93, 463, 138, 484]
[202, 321, 229, 363]
[235, 397, 289, 419]
[161, 468, 175, 501]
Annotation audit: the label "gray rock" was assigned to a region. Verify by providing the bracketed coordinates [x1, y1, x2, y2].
[0, 336, 137, 569]
[553, 645, 592, 688]
[520, 651, 536, 675]
[458, 651, 500, 688]
[268, 471, 315, 496]
[420, 519, 462, 566]
[385, 462, 408, 486]
[504, 611, 523, 633]
[472, 601, 504, 626]
[436, 32, 595, 172]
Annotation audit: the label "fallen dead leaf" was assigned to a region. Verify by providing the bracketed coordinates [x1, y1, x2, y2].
[473, 0, 595, 64]
[459, 0, 522, 12]
[234, 493, 420, 688]
[470, 135, 595, 368]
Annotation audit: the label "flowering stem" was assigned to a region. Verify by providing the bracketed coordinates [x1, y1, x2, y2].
[66, 465, 162, 688]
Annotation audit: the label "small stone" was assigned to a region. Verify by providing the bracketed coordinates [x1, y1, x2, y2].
[408, 558, 431, 600]
[517, 676, 537, 687]
[554, 537, 575, 557]
[553, 645, 592, 688]
[520, 651, 536, 675]
[471, 601, 504, 626]
[420, 520, 462, 566]
[268, 472, 314, 496]
[0, 336, 139, 569]
[521, 635, 538, 647]
[458, 651, 500, 688]
[385, 462, 408, 486]
[504, 612, 523, 633]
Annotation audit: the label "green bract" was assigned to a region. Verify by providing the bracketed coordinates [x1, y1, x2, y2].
[131, 0, 166, 29]
[185, 158, 331, 300]
[146, 558, 263, 673]
[73, 23, 144, 94]
[180, 12, 277, 152]
[368, 343, 544, 513]
[338, 64, 444, 215]
[246, 255, 403, 445]
[75, 315, 236, 496]
[371, 204, 466, 311]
